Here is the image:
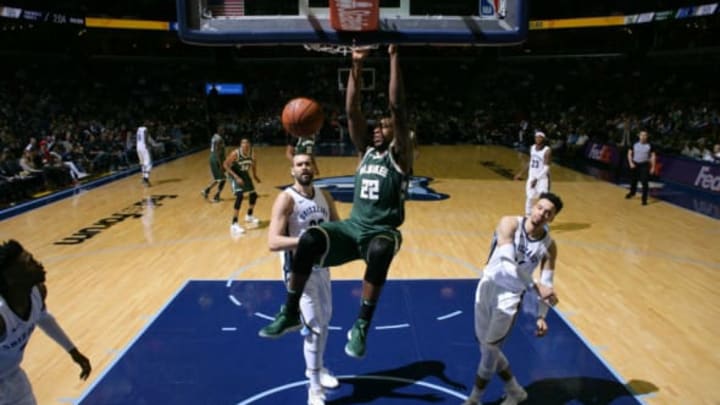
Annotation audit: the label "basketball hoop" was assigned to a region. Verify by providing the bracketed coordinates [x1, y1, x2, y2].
[303, 43, 380, 56]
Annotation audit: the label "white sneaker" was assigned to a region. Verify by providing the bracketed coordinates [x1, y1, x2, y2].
[77, 172, 89, 179]
[500, 384, 527, 405]
[245, 214, 260, 225]
[319, 368, 339, 389]
[230, 223, 245, 234]
[307, 387, 326, 405]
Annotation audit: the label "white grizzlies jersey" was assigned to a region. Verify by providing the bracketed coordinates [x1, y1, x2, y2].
[529, 145, 550, 180]
[483, 217, 553, 293]
[0, 286, 44, 377]
[281, 186, 331, 278]
[285, 186, 330, 237]
[136, 126, 148, 150]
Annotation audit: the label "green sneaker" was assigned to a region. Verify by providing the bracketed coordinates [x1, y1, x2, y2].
[258, 305, 301, 338]
[344, 319, 369, 359]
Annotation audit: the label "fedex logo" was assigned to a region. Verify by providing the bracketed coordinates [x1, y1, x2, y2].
[588, 144, 613, 164]
[694, 166, 720, 192]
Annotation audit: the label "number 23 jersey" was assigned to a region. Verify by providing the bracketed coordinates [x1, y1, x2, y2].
[285, 185, 331, 238]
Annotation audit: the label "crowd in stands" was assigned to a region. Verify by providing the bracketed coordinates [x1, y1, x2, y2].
[0, 61, 207, 207]
[2, 54, 718, 209]
[209, 55, 719, 164]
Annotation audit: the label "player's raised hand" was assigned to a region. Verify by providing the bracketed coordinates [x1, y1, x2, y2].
[352, 46, 370, 62]
[388, 44, 398, 55]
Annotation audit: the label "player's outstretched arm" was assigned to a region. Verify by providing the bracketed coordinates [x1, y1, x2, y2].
[346, 48, 370, 157]
[223, 150, 235, 173]
[69, 348, 92, 380]
[323, 189, 341, 222]
[536, 242, 558, 305]
[268, 192, 298, 251]
[388, 44, 412, 174]
[535, 242, 558, 337]
[37, 284, 92, 380]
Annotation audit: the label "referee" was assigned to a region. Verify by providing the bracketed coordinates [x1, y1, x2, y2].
[625, 130, 656, 205]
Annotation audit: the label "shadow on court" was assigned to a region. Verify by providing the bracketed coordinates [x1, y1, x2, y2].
[483, 377, 658, 405]
[549, 222, 592, 232]
[328, 360, 467, 404]
[153, 178, 183, 185]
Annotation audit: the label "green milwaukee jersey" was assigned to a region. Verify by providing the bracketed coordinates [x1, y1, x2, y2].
[230, 148, 252, 177]
[350, 147, 408, 228]
[228, 148, 256, 193]
[294, 137, 315, 156]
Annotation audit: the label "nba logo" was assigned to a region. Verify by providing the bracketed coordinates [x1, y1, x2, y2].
[480, 0, 496, 16]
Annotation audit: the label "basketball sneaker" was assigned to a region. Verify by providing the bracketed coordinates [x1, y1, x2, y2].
[200, 189, 209, 199]
[258, 305, 302, 338]
[319, 368, 339, 389]
[245, 214, 260, 225]
[212, 194, 221, 203]
[500, 384, 527, 405]
[344, 319, 369, 359]
[230, 223, 245, 235]
[307, 387, 326, 405]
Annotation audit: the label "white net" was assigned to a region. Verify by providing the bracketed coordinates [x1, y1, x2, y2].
[303, 43, 380, 56]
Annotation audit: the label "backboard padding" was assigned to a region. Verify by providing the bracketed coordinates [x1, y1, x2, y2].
[177, 0, 527, 46]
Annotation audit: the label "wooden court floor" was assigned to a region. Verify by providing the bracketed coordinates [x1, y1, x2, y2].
[1, 145, 718, 404]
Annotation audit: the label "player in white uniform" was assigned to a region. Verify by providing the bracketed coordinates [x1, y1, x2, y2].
[463, 193, 563, 405]
[0, 240, 91, 405]
[266, 153, 341, 405]
[136, 125, 157, 186]
[515, 131, 552, 216]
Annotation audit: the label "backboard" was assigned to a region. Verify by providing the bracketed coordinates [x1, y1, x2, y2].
[176, 0, 527, 46]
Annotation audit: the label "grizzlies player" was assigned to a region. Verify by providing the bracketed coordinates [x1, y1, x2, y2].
[268, 153, 340, 405]
[463, 193, 563, 405]
[136, 125, 158, 186]
[515, 131, 551, 216]
[259, 44, 413, 360]
[0, 240, 92, 405]
[223, 138, 261, 235]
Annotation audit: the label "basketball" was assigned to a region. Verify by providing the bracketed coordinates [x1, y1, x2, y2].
[281, 97, 324, 137]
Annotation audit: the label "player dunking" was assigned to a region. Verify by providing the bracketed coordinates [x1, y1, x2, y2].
[463, 193, 563, 405]
[201, 127, 227, 202]
[259, 44, 413, 359]
[268, 153, 340, 405]
[515, 131, 551, 216]
[224, 137, 261, 235]
[1, 240, 92, 404]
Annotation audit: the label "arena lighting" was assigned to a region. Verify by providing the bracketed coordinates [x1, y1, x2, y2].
[205, 82, 245, 95]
